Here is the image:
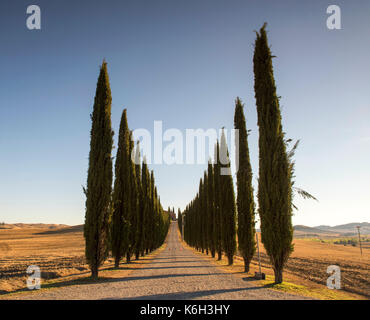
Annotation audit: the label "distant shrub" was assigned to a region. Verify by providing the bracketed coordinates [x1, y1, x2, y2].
[334, 239, 357, 246]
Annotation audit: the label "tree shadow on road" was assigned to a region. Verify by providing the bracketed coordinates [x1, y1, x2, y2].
[103, 286, 266, 300]
[2, 271, 234, 297]
[106, 265, 214, 271]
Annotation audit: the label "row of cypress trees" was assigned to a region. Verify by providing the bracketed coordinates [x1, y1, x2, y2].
[84, 61, 170, 279]
[183, 24, 295, 283]
[183, 129, 237, 266]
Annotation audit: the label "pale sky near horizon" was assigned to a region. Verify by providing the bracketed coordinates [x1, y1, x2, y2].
[0, 0, 369, 227]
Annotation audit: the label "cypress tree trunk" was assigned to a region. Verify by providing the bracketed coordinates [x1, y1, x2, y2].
[91, 266, 98, 280]
[84, 60, 113, 279]
[114, 256, 120, 269]
[219, 130, 237, 266]
[243, 257, 250, 273]
[234, 97, 256, 273]
[253, 24, 293, 284]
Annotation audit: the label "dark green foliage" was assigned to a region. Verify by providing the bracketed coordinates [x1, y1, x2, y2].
[213, 141, 222, 260]
[84, 61, 114, 279]
[200, 172, 208, 254]
[234, 97, 256, 272]
[110, 109, 132, 268]
[134, 142, 144, 259]
[139, 159, 169, 254]
[142, 159, 151, 254]
[219, 130, 237, 265]
[183, 138, 235, 264]
[253, 24, 293, 283]
[85, 63, 168, 271]
[207, 161, 216, 258]
[196, 180, 203, 252]
[178, 208, 183, 236]
[202, 171, 210, 255]
[149, 171, 156, 252]
[126, 130, 139, 262]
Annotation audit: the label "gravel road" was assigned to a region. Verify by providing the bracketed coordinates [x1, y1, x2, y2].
[4, 222, 310, 300]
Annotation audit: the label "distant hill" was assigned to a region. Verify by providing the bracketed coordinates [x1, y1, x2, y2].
[34, 224, 83, 235]
[0, 223, 69, 230]
[294, 222, 370, 237]
[314, 222, 370, 235]
[294, 225, 337, 234]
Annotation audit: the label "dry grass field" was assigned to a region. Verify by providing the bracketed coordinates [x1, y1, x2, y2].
[0, 224, 369, 299]
[239, 233, 369, 299]
[0, 224, 87, 294]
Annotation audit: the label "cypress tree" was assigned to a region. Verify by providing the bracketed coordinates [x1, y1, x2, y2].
[84, 60, 114, 279]
[126, 131, 138, 263]
[234, 97, 256, 272]
[202, 172, 209, 254]
[198, 192, 202, 251]
[149, 171, 156, 252]
[178, 208, 182, 236]
[111, 109, 131, 268]
[207, 160, 216, 258]
[213, 141, 222, 260]
[141, 158, 151, 255]
[253, 24, 293, 283]
[134, 142, 144, 260]
[219, 129, 237, 265]
[198, 179, 204, 252]
[153, 186, 160, 248]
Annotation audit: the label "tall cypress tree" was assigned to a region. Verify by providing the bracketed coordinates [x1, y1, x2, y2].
[213, 141, 222, 260]
[234, 97, 256, 272]
[219, 129, 237, 265]
[202, 172, 209, 254]
[178, 208, 182, 236]
[253, 24, 293, 283]
[198, 179, 204, 252]
[111, 109, 131, 268]
[84, 61, 114, 279]
[207, 160, 216, 258]
[153, 186, 160, 248]
[126, 131, 138, 263]
[149, 171, 156, 252]
[141, 158, 151, 255]
[134, 142, 144, 260]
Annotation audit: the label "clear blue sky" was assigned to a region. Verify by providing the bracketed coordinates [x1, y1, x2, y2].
[0, 0, 369, 226]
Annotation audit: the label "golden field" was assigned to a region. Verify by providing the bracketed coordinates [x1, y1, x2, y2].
[249, 232, 369, 299]
[0, 224, 86, 294]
